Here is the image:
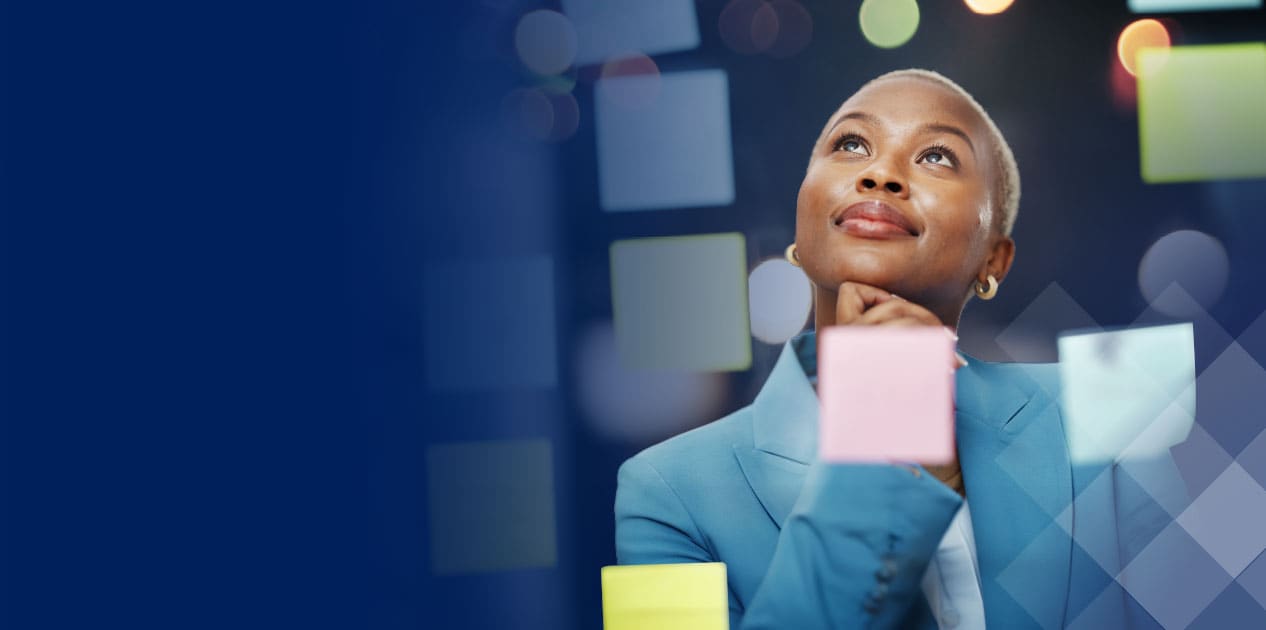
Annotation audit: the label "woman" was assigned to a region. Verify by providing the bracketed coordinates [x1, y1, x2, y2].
[614, 70, 1177, 629]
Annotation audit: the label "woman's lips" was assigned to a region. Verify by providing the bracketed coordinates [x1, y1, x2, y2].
[831, 200, 919, 240]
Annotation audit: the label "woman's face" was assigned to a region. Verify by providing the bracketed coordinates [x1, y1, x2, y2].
[796, 77, 1005, 310]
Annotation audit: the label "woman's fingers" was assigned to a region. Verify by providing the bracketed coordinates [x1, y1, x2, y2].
[855, 299, 942, 326]
[834, 281, 898, 324]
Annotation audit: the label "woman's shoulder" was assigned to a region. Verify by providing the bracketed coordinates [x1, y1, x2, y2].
[620, 405, 756, 482]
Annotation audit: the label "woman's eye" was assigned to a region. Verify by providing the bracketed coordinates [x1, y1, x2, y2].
[836, 138, 868, 156]
[920, 150, 955, 168]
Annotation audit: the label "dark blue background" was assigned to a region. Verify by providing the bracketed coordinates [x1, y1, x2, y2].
[6, 1, 1266, 629]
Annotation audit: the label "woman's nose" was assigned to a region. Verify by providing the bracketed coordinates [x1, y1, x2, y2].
[855, 166, 909, 198]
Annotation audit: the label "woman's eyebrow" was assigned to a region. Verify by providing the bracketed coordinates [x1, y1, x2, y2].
[824, 111, 879, 138]
[824, 112, 976, 156]
[919, 123, 976, 155]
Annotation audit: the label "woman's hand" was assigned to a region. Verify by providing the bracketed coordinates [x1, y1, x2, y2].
[830, 281, 966, 496]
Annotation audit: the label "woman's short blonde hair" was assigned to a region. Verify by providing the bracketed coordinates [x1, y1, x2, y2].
[860, 69, 1021, 237]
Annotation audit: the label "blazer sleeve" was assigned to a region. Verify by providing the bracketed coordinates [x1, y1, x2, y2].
[615, 455, 962, 629]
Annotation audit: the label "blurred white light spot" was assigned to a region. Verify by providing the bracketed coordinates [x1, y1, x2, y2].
[964, 0, 1015, 14]
[748, 258, 812, 344]
[1138, 230, 1228, 317]
[574, 322, 728, 444]
[515, 10, 578, 75]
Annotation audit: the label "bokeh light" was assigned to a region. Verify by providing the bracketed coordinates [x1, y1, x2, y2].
[501, 88, 580, 142]
[859, 0, 920, 49]
[514, 10, 578, 76]
[598, 53, 661, 109]
[1138, 230, 1229, 317]
[751, 1, 779, 52]
[501, 88, 554, 140]
[767, 0, 813, 59]
[573, 322, 728, 444]
[545, 91, 580, 141]
[964, 0, 1015, 14]
[719, 0, 813, 58]
[719, 0, 775, 55]
[748, 258, 812, 344]
[1117, 19, 1170, 77]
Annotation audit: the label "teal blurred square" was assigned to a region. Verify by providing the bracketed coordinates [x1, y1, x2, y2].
[609, 233, 751, 371]
[426, 439, 557, 575]
[1058, 323, 1196, 465]
[1129, 0, 1261, 11]
[1138, 43, 1266, 183]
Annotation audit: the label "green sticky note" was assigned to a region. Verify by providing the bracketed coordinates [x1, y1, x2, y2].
[601, 563, 729, 630]
[1138, 43, 1266, 183]
[610, 233, 752, 372]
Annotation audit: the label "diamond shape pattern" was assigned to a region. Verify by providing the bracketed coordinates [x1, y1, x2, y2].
[1170, 421, 1235, 501]
[996, 282, 1101, 363]
[1177, 462, 1266, 577]
[1119, 521, 1233, 630]
[1237, 545, 1266, 613]
[1238, 424, 1266, 492]
[1132, 284, 1234, 374]
[1194, 342, 1266, 457]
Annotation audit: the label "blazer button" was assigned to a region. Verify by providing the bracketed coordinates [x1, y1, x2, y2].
[875, 559, 897, 581]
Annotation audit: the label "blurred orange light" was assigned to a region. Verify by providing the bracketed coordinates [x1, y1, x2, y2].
[964, 0, 1015, 15]
[1118, 19, 1171, 77]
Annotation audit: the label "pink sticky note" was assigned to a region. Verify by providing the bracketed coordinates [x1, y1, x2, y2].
[818, 326, 955, 464]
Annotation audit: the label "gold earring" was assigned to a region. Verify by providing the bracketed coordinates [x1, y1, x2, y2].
[974, 275, 998, 300]
[785, 243, 801, 267]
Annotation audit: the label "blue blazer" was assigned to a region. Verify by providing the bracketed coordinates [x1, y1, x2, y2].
[615, 330, 1184, 629]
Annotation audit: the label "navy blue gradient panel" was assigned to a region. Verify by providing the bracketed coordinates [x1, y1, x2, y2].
[11, 1, 1266, 630]
[3, 1, 466, 628]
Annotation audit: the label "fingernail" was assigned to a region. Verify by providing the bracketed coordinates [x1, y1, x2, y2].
[955, 352, 968, 367]
[943, 326, 959, 341]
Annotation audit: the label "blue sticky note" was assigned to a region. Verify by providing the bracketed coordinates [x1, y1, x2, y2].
[562, 0, 700, 66]
[423, 256, 557, 390]
[595, 69, 735, 212]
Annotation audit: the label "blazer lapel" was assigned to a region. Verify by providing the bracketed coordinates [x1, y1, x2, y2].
[955, 358, 1073, 630]
[732, 336, 1076, 629]
[733, 337, 818, 528]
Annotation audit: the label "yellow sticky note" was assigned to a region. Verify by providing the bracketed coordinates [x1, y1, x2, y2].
[601, 562, 729, 630]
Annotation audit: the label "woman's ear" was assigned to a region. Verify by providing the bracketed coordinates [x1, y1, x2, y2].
[982, 236, 1016, 285]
